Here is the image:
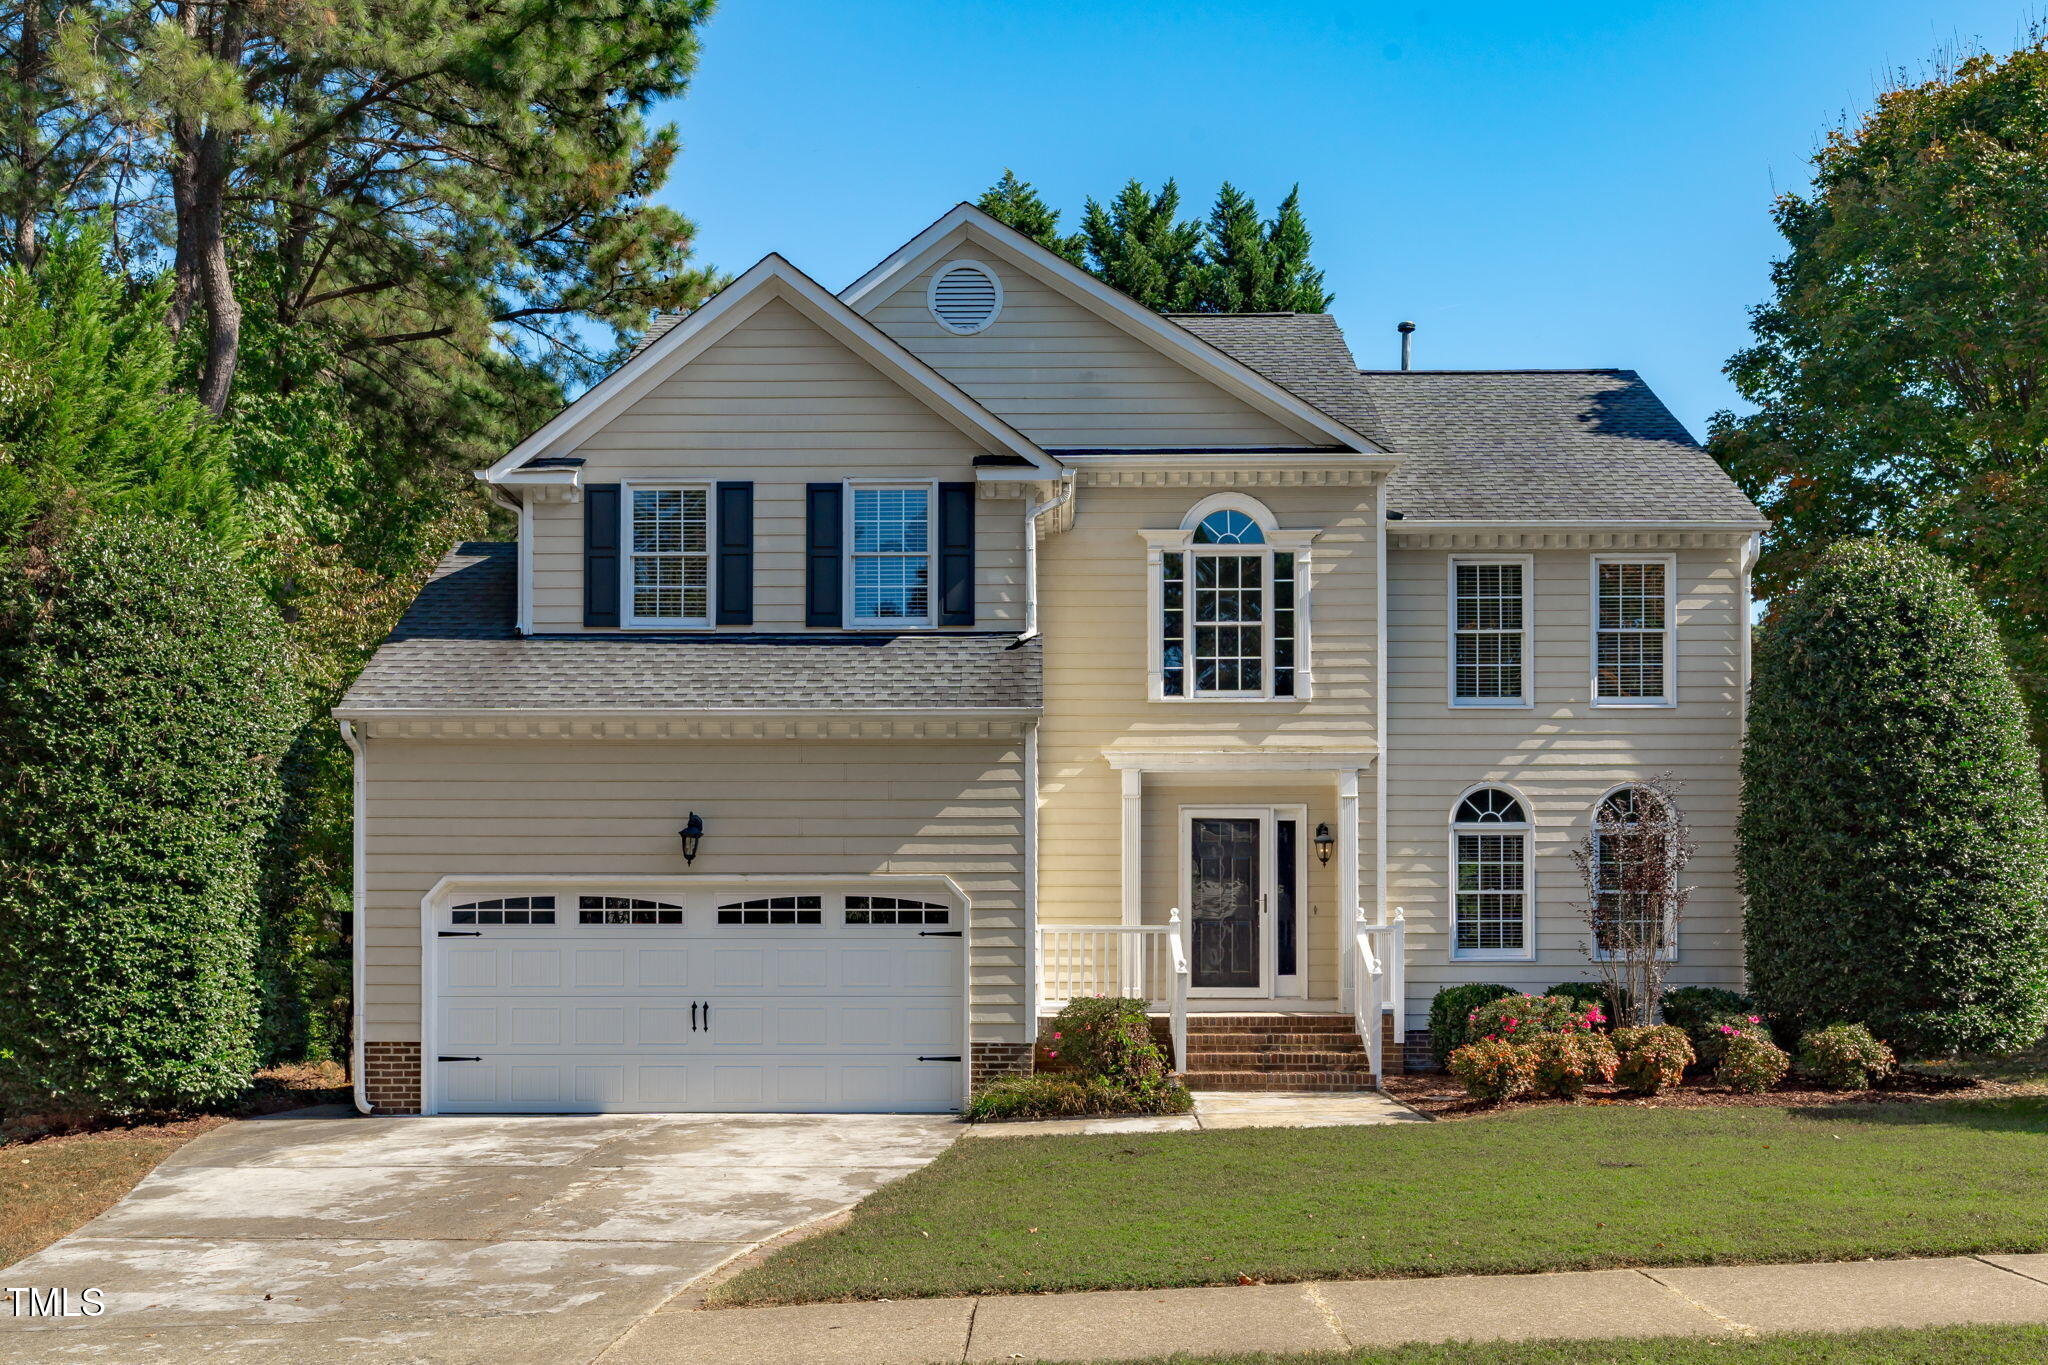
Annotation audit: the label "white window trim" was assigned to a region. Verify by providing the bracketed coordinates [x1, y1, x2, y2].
[1589, 553, 1678, 708]
[925, 258, 1004, 335]
[1588, 784, 1680, 962]
[1447, 555, 1534, 709]
[844, 479, 938, 630]
[1140, 498, 1317, 703]
[1448, 782, 1537, 962]
[621, 481, 716, 630]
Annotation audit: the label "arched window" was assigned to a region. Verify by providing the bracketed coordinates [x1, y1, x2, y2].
[1192, 508, 1264, 545]
[1155, 496, 1300, 699]
[1592, 784, 1677, 959]
[1451, 786, 1532, 959]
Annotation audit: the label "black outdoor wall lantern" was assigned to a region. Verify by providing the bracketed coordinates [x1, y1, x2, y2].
[1314, 822, 1334, 865]
[679, 812, 704, 864]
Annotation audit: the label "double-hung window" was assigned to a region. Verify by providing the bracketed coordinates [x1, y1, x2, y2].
[847, 485, 933, 627]
[1591, 785, 1679, 960]
[1593, 557, 1674, 704]
[1154, 504, 1306, 700]
[627, 486, 711, 627]
[1451, 787, 1533, 959]
[1450, 558, 1530, 706]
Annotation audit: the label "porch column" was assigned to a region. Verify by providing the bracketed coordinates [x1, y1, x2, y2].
[1336, 767, 1362, 1009]
[1120, 766, 1143, 927]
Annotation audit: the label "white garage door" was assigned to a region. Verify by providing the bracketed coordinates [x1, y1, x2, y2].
[429, 887, 965, 1114]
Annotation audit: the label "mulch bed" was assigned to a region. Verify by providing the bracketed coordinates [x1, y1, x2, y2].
[2, 1060, 351, 1145]
[1383, 1065, 2002, 1120]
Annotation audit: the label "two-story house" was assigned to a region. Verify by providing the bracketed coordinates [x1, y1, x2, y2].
[336, 204, 1766, 1115]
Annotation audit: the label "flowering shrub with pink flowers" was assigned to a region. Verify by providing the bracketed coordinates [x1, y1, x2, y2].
[1448, 1036, 1539, 1102]
[1530, 1030, 1620, 1099]
[1464, 993, 1606, 1045]
[1717, 1032, 1791, 1093]
[1612, 1024, 1695, 1094]
[1696, 1012, 1769, 1067]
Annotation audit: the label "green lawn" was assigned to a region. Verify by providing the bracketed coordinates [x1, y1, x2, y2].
[715, 1097, 2048, 1305]
[1061, 1325, 2048, 1365]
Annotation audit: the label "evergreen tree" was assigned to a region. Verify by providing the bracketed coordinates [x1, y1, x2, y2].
[1078, 179, 1205, 312]
[1741, 538, 2048, 1055]
[0, 219, 237, 543]
[0, 518, 301, 1115]
[975, 170, 1083, 265]
[977, 174, 1333, 314]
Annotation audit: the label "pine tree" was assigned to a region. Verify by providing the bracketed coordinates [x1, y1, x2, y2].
[977, 174, 1333, 314]
[1078, 180, 1205, 312]
[975, 170, 1084, 265]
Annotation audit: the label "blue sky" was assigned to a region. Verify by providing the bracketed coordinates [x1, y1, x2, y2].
[651, 1, 2041, 439]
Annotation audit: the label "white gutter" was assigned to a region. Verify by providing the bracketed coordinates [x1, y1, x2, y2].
[1018, 473, 1076, 642]
[338, 720, 371, 1115]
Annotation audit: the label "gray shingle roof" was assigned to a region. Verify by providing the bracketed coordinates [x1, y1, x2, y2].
[1356, 369, 1766, 524]
[1167, 312, 1762, 525]
[338, 543, 1042, 714]
[1166, 313, 1387, 448]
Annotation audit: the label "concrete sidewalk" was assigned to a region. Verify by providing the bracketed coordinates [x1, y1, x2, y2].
[604, 1255, 2048, 1365]
[963, 1089, 1428, 1139]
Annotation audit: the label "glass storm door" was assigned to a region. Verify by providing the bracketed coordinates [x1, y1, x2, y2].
[1190, 817, 1263, 991]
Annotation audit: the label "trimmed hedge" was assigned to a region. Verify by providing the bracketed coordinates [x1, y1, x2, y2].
[0, 520, 301, 1116]
[1741, 540, 2048, 1055]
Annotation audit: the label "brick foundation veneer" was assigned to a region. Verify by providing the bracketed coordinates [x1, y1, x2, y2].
[362, 1042, 422, 1114]
[1379, 1012, 1405, 1077]
[971, 1041, 1033, 1087]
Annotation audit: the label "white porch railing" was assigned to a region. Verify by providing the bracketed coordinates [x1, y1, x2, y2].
[1037, 911, 1191, 1071]
[1351, 909, 1407, 1090]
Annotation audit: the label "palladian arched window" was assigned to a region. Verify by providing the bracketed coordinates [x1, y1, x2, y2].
[1451, 786, 1533, 959]
[1150, 496, 1310, 700]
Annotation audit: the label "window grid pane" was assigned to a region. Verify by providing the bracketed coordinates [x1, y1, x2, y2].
[630, 488, 710, 622]
[851, 487, 931, 622]
[1161, 552, 1186, 696]
[1455, 831, 1526, 951]
[1596, 562, 1668, 699]
[1453, 562, 1524, 700]
[1191, 552, 1264, 694]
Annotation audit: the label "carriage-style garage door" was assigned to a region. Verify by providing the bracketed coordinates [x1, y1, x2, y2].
[428, 887, 965, 1114]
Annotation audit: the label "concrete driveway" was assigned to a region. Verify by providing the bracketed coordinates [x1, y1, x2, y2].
[0, 1105, 956, 1363]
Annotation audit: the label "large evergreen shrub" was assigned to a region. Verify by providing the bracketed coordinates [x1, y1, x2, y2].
[0, 519, 301, 1116]
[1740, 539, 2048, 1054]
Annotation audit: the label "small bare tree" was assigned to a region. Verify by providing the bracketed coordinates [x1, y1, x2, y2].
[1570, 773, 1697, 1027]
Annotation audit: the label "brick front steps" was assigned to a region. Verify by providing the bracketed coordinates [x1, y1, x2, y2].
[1181, 1013, 1377, 1092]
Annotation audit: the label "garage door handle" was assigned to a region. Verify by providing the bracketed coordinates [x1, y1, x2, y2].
[691, 1002, 699, 1032]
[438, 930, 482, 938]
[919, 930, 963, 937]
[918, 1055, 962, 1062]
[438, 1055, 481, 1062]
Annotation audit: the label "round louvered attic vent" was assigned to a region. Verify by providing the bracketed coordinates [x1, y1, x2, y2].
[927, 260, 1002, 334]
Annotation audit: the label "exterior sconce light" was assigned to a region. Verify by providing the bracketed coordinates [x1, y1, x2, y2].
[679, 812, 704, 864]
[1314, 822, 1334, 865]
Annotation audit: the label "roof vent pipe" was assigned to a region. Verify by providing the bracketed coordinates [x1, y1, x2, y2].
[1398, 320, 1416, 371]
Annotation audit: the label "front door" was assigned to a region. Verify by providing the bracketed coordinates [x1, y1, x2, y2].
[1190, 816, 1262, 991]
[1183, 806, 1309, 998]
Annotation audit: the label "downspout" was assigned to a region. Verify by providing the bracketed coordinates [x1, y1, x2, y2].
[1017, 473, 1075, 642]
[338, 719, 371, 1115]
[1375, 476, 1390, 928]
[481, 482, 530, 636]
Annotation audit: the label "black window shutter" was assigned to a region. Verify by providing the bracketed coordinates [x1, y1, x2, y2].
[583, 483, 621, 628]
[937, 481, 975, 626]
[805, 483, 844, 627]
[715, 481, 754, 625]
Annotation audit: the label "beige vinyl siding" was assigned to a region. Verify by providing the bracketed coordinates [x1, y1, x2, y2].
[1034, 483, 1381, 986]
[527, 296, 1023, 633]
[866, 251, 1307, 449]
[358, 737, 1030, 1044]
[1384, 544, 1748, 1029]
